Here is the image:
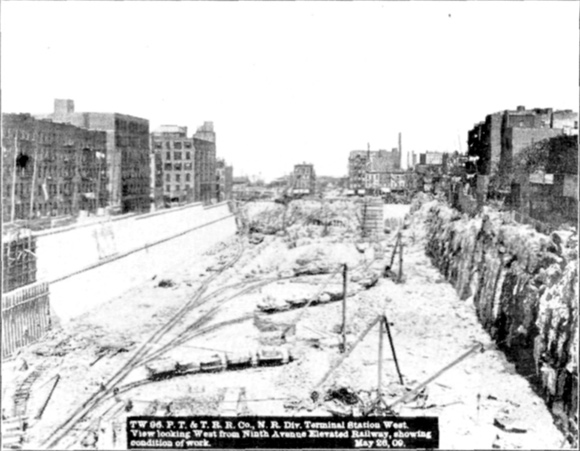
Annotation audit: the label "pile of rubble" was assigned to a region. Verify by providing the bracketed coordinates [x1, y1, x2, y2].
[257, 272, 379, 314]
[417, 199, 578, 445]
[242, 200, 361, 236]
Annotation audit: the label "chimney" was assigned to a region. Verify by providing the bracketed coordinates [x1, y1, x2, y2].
[516, 105, 526, 112]
[54, 99, 75, 116]
[399, 132, 407, 170]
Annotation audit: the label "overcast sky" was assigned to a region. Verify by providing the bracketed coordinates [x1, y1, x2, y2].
[2, 2, 578, 181]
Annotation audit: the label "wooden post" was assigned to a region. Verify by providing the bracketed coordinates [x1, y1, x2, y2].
[11, 135, 18, 222]
[388, 343, 484, 410]
[383, 315, 404, 385]
[389, 231, 401, 269]
[35, 374, 60, 419]
[378, 318, 384, 402]
[341, 264, 348, 352]
[398, 241, 404, 282]
[312, 315, 382, 398]
[29, 138, 39, 220]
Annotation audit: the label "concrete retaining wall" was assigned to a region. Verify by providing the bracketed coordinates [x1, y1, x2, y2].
[33, 203, 237, 322]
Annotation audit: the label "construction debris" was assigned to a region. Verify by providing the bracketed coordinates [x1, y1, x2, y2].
[157, 279, 175, 288]
[145, 347, 294, 381]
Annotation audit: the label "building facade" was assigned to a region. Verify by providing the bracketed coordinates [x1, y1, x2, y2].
[2, 114, 107, 222]
[36, 99, 151, 213]
[151, 125, 196, 203]
[149, 135, 164, 209]
[216, 159, 234, 202]
[468, 106, 579, 194]
[348, 149, 401, 193]
[193, 122, 217, 204]
[292, 163, 316, 195]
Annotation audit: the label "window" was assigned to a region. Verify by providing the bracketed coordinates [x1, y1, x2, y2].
[174, 163, 182, 171]
[166, 174, 171, 182]
[175, 185, 180, 192]
[165, 141, 171, 150]
[184, 163, 192, 170]
[176, 174, 181, 182]
[164, 163, 172, 170]
[185, 173, 191, 182]
[184, 141, 192, 149]
[186, 152, 191, 160]
[174, 141, 182, 150]
[166, 152, 171, 160]
[185, 184, 190, 191]
[174, 152, 182, 160]
[166, 185, 171, 192]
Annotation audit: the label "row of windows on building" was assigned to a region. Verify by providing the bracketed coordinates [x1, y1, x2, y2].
[3, 129, 105, 146]
[164, 162, 193, 171]
[114, 119, 149, 135]
[115, 135, 149, 148]
[165, 173, 192, 183]
[164, 151, 192, 161]
[166, 184, 191, 193]
[5, 182, 78, 196]
[154, 141, 194, 150]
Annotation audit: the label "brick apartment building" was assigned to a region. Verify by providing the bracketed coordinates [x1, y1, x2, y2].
[36, 99, 151, 213]
[216, 159, 233, 202]
[292, 163, 316, 195]
[151, 125, 196, 203]
[2, 113, 107, 221]
[511, 134, 578, 225]
[193, 122, 217, 204]
[468, 106, 578, 193]
[348, 149, 402, 194]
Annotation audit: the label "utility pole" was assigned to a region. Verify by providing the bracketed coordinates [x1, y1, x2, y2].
[11, 135, 18, 222]
[29, 133, 39, 220]
[96, 151, 103, 214]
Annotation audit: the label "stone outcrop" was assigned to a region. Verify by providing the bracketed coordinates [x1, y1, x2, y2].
[417, 199, 578, 445]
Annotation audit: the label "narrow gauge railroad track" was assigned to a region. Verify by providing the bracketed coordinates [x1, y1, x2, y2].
[43, 229, 402, 449]
[58, 312, 266, 450]
[66, 230, 405, 441]
[40, 238, 248, 449]
[137, 234, 394, 368]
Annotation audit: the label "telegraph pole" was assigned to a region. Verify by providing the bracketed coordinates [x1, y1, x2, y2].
[11, 135, 18, 222]
[29, 133, 39, 220]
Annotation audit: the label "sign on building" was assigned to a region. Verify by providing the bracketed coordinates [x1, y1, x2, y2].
[563, 174, 578, 199]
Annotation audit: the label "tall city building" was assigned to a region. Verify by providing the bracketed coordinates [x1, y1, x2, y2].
[468, 106, 578, 187]
[348, 148, 401, 193]
[216, 158, 234, 202]
[2, 113, 107, 221]
[151, 125, 195, 203]
[193, 122, 217, 204]
[292, 163, 316, 195]
[36, 99, 151, 213]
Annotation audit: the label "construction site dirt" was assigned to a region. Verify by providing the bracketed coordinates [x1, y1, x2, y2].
[1, 198, 575, 450]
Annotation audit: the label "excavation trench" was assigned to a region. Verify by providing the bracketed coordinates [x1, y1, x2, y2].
[413, 196, 578, 446]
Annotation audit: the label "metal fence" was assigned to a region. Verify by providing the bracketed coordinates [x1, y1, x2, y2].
[2, 282, 51, 359]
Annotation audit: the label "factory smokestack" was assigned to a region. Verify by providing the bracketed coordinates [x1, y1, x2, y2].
[399, 132, 407, 170]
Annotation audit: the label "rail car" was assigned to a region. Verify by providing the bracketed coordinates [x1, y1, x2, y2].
[145, 347, 293, 381]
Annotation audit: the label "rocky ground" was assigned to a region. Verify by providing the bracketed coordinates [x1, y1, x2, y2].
[1, 199, 572, 450]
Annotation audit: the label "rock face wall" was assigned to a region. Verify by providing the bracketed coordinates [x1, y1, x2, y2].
[416, 199, 578, 445]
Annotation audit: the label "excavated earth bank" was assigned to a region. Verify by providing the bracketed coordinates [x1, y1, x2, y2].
[412, 195, 578, 446]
